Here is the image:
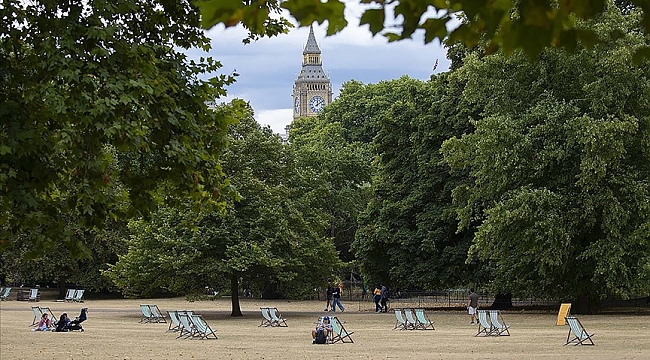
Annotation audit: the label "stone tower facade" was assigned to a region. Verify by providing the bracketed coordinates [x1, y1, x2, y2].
[292, 25, 332, 120]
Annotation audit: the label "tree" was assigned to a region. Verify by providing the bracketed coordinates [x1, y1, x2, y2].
[1, 0, 241, 258]
[106, 105, 342, 315]
[199, 0, 650, 60]
[351, 75, 483, 290]
[441, 7, 650, 313]
[289, 115, 373, 263]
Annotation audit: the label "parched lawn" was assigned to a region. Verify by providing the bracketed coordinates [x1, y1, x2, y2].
[1, 297, 650, 359]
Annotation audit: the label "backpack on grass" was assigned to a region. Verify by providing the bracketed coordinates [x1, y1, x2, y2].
[314, 329, 327, 344]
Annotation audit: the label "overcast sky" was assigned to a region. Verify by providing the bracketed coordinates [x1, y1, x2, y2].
[192, 7, 451, 134]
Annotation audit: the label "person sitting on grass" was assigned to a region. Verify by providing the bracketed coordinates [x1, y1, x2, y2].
[31, 313, 51, 331]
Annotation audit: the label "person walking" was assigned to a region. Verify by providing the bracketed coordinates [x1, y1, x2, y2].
[373, 285, 382, 313]
[331, 283, 345, 312]
[468, 288, 479, 325]
[324, 281, 334, 311]
[380, 285, 389, 313]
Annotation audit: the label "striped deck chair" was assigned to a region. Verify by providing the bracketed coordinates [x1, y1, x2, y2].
[330, 316, 354, 343]
[393, 309, 410, 330]
[268, 307, 288, 327]
[475, 310, 495, 336]
[0, 287, 10, 301]
[259, 307, 273, 327]
[139, 304, 154, 323]
[565, 316, 594, 345]
[30, 306, 43, 326]
[404, 309, 420, 330]
[488, 310, 510, 336]
[177, 313, 196, 339]
[72, 289, 85, 303]
[190, 314, 218, 339]
[167, 311, 182, 332]
[414, 308, 435, 330]
[64, 289, 76, 302]
[28, 288, 39, 302]
[148, 305, 167, 323]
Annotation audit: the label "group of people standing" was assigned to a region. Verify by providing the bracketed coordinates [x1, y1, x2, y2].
[373, 284, 389, 313]
[324, 281, 345, 312]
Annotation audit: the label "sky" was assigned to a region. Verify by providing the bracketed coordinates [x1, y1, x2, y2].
[193, 6, 451, 134]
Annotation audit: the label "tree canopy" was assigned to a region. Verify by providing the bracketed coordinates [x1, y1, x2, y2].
[199, 0, 650, 60]
[1, 0, 240, 257]
[441, 6, 650, 312]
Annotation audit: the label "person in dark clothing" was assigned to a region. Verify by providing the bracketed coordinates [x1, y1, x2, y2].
[55, 313, 70, 332]
[380, 285, 389, 313]
[324, 282, 334, 311]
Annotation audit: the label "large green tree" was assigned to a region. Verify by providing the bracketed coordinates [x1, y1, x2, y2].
[1, 0, 242, 258]
[442, 7, 650, 313]
[107, 106, 342, 315]
[351, 75, 482, 290]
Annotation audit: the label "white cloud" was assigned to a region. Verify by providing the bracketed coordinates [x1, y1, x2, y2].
[256, 109, 293, 134]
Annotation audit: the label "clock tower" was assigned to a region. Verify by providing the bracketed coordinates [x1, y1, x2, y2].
[292, 25, 332, 120]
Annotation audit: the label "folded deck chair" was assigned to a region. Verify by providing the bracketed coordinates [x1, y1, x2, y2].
[0, 287, 11, 301]
[72, 289, 85, 303]
[28, 288, 39, 302]
[330, 316, 354, 343]
[177, 313, 197, 339]
[139, 304, 154, 323]
[64, 289, 76, 302]
[475, 310, 495, 336]
[414, 308, 435, 330]
[268, 307, 288, 327]
[564, 316, 595, 345]
[190, 314, 218, 339]
[148, 304, 167, 323]
[259, 307, 274, 327]
[404, 309, 420, 330]
[167, 311, 182, 332]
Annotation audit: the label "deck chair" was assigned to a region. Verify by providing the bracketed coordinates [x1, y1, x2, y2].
[393, 309, 410, 330]
[30, 306, 43, 326]
[190, 314, 218, 339]
[177, 313, 197, 339]
[488, 310, 510, 336]
[28, 288, 39, 301]
[139, 304, 154, 323]
[259, 307, 274, 327]
[0, 287, 10, 300]
[167, 311, 182, 332]
[64, 289, 76, 302]
[414, 308, 435, 330]
[148, 304, 167, 323]
[556, 303, 571, 326]
[565, 316, 595, 345]
[475, 310, 495, 336]
[330, 316, 354, 343]
[268, 307, 288, 327]
[72, 289, 85, 302]
[404, 309, 420, 330]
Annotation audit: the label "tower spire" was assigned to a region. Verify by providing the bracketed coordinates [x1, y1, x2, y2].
[303, 24, 321, 54]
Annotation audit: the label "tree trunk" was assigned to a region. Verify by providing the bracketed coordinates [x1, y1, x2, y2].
[230, 273, 242, 317]
[490, 293, 513, 310]
[58, 276, 67, 299]
[572, 294, 598, 314]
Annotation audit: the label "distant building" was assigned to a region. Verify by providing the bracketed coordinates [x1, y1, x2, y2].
[292, 25, 333, 121]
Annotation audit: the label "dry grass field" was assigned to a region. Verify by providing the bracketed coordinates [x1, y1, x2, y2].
[2, 296, 650, 359]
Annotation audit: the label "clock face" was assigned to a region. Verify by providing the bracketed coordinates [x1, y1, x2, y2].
[294, 97, 300, 114]
[309, 95, 326, 113]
